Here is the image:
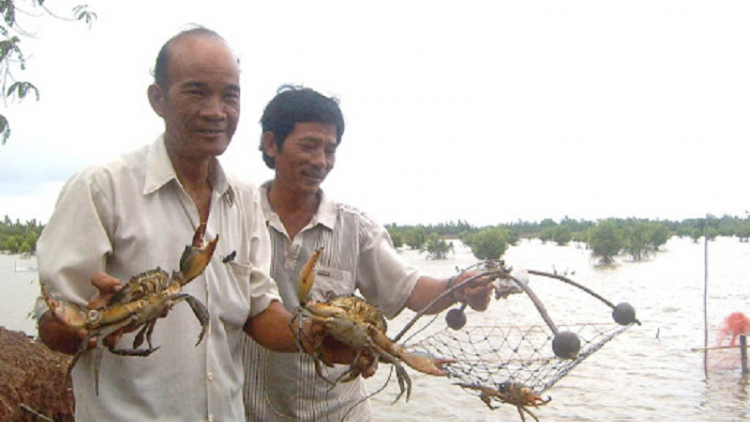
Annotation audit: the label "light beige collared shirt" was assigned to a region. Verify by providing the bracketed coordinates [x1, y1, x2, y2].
[242, 181, 420, 422]
[36, 136, 279, 422]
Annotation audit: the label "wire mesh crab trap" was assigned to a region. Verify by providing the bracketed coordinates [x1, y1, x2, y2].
[393, 259, 640, 420]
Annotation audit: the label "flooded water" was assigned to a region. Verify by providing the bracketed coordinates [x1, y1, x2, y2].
[1, 253, 40, 335]
[2, 237, 749, 421]
[366, 237, 750, 422]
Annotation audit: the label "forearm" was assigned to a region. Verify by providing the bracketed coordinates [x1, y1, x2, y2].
[243, 301, 301, 352]
[406, 276, 455, 314]
[243, 301, 364, 368]
[406, 273, 494, 314]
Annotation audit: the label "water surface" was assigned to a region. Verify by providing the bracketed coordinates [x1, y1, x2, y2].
[2, 237, 749, 421]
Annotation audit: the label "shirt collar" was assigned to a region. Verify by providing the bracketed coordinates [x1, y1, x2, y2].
[260, 181, 336, 231]
[143, 134, 234, 203]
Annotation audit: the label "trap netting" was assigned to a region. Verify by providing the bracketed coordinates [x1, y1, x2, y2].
[393, 260, 638, 397]
[407, 322, 630, 394]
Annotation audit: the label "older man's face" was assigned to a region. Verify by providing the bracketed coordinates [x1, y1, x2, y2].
[151, 35, 240, 160]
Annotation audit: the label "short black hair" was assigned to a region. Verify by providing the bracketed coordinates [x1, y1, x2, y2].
[259, 85, 345, 169]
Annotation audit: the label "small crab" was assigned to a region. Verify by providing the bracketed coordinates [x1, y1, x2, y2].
[293, 247, 451, 402]
[42, 223, 218, 393]
[456, 381, 551, 422]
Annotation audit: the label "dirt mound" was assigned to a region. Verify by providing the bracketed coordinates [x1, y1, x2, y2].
[0, 326, 74, 422]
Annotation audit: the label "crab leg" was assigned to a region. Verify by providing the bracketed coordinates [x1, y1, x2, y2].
[369, 341, 412, 402]
[174, 293, 210, 346]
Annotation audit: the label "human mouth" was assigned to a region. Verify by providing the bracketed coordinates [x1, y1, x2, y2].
[302, 171, 325, 184]
[195, 128, 225, 136]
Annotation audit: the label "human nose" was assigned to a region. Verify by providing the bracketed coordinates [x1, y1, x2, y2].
[201, 95, 227, 121]
[310, 146, 327, 168]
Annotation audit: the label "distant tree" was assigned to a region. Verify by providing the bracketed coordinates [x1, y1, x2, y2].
[388, 229, 404, 248]
[539, 224, 571, 246]
[737, 221, 750, 242]
[0, 215, 43, 253]
[462, 226, 509, 260]
[403, 226, 428, 249]
[588, 220, 623, 264]
[623, 221, 651, 261]
[646, 222, 671, 251]
[552, 225, 572, 246]
[1, 0, 96, 144]
[421, 233, 454, 260]
[704, 225, 719, 241]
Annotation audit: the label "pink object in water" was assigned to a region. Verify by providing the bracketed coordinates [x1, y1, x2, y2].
[717, 312, 750, 347]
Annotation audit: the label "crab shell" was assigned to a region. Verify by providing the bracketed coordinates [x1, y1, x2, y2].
[295, 247, 450, 402]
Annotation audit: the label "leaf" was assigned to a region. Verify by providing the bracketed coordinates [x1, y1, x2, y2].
[73, 5, 97, 28]
[6, 81, 40, 101]
[0, 36, 20, 63]
[0, 114, 9, 145]
[0, 0, 15, 26]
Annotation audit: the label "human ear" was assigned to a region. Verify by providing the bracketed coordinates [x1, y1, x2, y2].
[261, 132, 277, 157]
[147, 84, 166, 117]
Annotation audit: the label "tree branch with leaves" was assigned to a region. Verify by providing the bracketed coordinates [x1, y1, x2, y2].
[0, 0, 95, 144]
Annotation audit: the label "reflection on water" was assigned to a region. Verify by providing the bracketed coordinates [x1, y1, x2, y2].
[1, 238, 749, 421]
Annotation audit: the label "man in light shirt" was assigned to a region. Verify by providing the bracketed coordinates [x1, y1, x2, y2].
[35, 28, 352, 421]
[242, 86, 494, 422]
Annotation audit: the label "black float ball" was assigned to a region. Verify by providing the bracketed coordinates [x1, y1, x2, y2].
[552, 331, 581, 359]
[446, 308, 467, 330]
[612, 302, 637, 325]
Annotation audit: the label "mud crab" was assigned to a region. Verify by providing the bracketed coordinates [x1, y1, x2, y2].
[456, 381, 551, 422]
[42, 223, 218, 392]
[293, 247, 450, 402]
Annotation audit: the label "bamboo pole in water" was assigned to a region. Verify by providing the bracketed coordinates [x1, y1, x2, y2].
[741, 335, 748, 375]
[703, 216, 709, 378]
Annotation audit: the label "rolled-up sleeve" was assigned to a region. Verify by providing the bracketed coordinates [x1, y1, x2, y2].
[357, 220, 420, 319]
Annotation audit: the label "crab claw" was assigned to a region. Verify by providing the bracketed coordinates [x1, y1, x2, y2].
[370, 327, 452, 376]
[179, 223, 219, 284]
[41, 284, 88, 329]
[397, 349, 452, 376]
[297, 247, 323, 306]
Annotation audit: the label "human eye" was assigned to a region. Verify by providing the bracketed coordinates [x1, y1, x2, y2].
[224, 88, 240, 103]
[182, 82, 205, 97]
[300, 141, 317, 151]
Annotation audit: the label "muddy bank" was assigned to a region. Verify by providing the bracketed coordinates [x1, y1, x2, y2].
[0, 326, 73, 422]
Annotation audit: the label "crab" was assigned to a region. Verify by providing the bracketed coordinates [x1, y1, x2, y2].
[292, 247, 451, 402]
[456, 381, 551, 422]
[41, 223, 218, 393]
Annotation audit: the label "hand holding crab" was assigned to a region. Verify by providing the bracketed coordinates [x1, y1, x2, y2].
[291, 247, 452, 402]
[39, 223, 217, 393]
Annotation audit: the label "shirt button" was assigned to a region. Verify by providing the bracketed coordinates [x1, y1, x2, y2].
[208, 415, 214, 422]
[207, 372, 214, 381]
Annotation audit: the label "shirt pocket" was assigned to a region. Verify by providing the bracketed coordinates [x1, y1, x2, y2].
[309, 266, 353, 302]
[216, 259, 254, 326]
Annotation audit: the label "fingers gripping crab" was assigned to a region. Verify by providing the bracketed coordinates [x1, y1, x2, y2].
[456, 382, 551, 422]
[41, 223, 218, 393]
[292, 247, 451, 402]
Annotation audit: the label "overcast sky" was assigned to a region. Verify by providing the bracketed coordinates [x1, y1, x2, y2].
[1, 1, 748, 227]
